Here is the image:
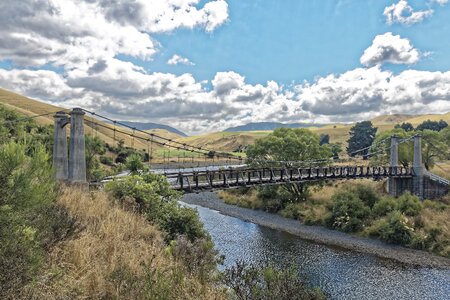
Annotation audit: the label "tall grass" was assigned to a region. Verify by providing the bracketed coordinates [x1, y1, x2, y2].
[23, 187, 226, 299]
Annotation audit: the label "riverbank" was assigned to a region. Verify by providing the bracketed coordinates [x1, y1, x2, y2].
[182, 192, 450, 269]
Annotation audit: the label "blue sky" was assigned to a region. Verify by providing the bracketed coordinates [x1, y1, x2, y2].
[0, 0, 450, 134]
[141, 0, 450, 84]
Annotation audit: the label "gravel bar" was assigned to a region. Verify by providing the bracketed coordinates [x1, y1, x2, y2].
[182, 192, 450, 269]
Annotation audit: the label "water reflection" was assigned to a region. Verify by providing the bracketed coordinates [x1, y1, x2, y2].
[185, 203, 450, 300]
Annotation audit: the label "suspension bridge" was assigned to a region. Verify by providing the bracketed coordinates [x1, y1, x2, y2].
[8, 107, 450, 200]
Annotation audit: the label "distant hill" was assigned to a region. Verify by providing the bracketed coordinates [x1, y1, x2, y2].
[0, 88, 182, 156]
[119, 121, 187, 137]
[224, 122, 324, 132]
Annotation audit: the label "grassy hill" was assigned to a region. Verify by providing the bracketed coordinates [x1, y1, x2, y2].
[0, 88, 187, 160]
[1, 87, 449, 155]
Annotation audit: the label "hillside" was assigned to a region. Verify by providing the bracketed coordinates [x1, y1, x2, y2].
[119, 120, 187, 137]
[224, 122, 323, 132]
[0, 88, 184, 157]
[176, 131, 270, 152]
[1, 88, 449, 153]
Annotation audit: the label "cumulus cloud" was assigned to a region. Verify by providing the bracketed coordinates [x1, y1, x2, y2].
[167, 54, 195, 66]
[0, 0, 449, 134]
[1, 62, 450, 134]
[384, 0, 433, 25]
[435, 0, 449, 5]
[360, 32, 420, 66]
[298, 66, 450, 120]
[0, 0, 228, 68]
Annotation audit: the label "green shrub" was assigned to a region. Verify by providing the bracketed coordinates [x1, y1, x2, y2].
[126, 153, 144, 174]
[106, 174, 206, 242]
[352, 184, 379, 208]
[377, 211, 414, 245]
[0, 142, 73, 295]
[327, 190, 371, 232]
[372, 197, 398, 217]
[166, 236, 222, 283]
[398, 192, 422, 216]
[279, 203, 302, 220]
[222, 261, 326, 300]
[100, 155, 114, 166]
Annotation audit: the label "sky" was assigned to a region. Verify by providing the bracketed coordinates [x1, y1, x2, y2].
[0, 0, 450, 134]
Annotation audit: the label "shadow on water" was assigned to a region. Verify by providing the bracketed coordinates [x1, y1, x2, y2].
[184, 203, 450, 300]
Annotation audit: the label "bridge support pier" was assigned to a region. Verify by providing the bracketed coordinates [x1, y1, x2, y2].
[68, 108, 87, 185]
[388, 136, 400, 197]
[53, 111, 69, 181]
[413, 135, 424, 200]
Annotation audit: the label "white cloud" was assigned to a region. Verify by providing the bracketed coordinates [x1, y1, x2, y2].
[360, 32, 420, 66]
[0, 0, 449, 134]
[298, 66, 450, 120]
[0, 0, 228, 68]
[167, 54, 195, 66]
[384, 0, 433, 25]
[435, 0, 449, 5]
[1, 63, 450, 134]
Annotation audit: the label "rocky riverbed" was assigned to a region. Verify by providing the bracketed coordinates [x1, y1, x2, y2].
[182, 192, 450, 269]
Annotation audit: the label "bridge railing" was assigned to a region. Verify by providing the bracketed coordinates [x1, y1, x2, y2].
[165, 165, 412, 193]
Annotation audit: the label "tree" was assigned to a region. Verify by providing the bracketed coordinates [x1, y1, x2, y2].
[126, 153, 144, 175]
[370, 128, 448, 170]
[394, 122, 414, 132]
[319, 134, 330, 145]
[246, 128, 332, 203]
[331, 143, 342, 160]
[347, 121, 378, 158]
[369, 128, 414, 167]
[421, 130, 448, 170]
[416, 119, 448, 132]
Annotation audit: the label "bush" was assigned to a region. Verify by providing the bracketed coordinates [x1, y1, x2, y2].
[106, 174, 207, 242]
[126, 153, 144, 174]
[353, 184, 379, 208]
[222, 261, 326, 300]
[377, 211, 414, 245]
[327, 190, 371, 232]
[0, 142, 73, 295]
[100, 155, 114, 166]
[398, 192, 422, 216]
[166, 236, 222, 283]
[372, 197, 398, 217]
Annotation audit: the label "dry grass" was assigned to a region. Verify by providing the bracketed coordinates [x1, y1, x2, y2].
[218, 188, 262, 209]
[22, 186, 225, 300]
[420, 203, 450, 257]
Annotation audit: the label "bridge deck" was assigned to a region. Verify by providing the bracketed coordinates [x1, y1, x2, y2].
[165, 166, 413, 193]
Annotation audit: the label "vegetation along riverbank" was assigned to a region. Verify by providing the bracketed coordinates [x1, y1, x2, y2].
[0, 105, 325, 299]
[216, 124, 450, 261]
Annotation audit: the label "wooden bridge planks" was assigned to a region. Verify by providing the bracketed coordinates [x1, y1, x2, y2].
[166, 166, 413, 193]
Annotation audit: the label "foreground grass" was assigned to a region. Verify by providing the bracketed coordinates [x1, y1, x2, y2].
[21, 186, 226, 299]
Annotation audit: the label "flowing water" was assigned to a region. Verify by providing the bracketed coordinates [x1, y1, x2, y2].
[184, 202, 450, 300]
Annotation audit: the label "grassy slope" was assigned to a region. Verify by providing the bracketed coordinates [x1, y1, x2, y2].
[0, 88, 184, 158]
[1, 87, 449, 153]
[23, 187, 224, 299]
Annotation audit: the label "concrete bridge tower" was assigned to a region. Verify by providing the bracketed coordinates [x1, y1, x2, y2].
[68, 108, 87, 184]
[388, 135, 399, 197]
[413, 135, 424, 199]
[53, 111, 69, 181]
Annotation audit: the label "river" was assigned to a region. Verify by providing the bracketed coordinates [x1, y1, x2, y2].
[182, 199, 450, 300]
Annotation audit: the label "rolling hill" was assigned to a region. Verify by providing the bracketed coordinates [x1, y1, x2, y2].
[224, 122, 324, 132]
[1, 88, 449, 154]
[0, 88, 185, 160]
